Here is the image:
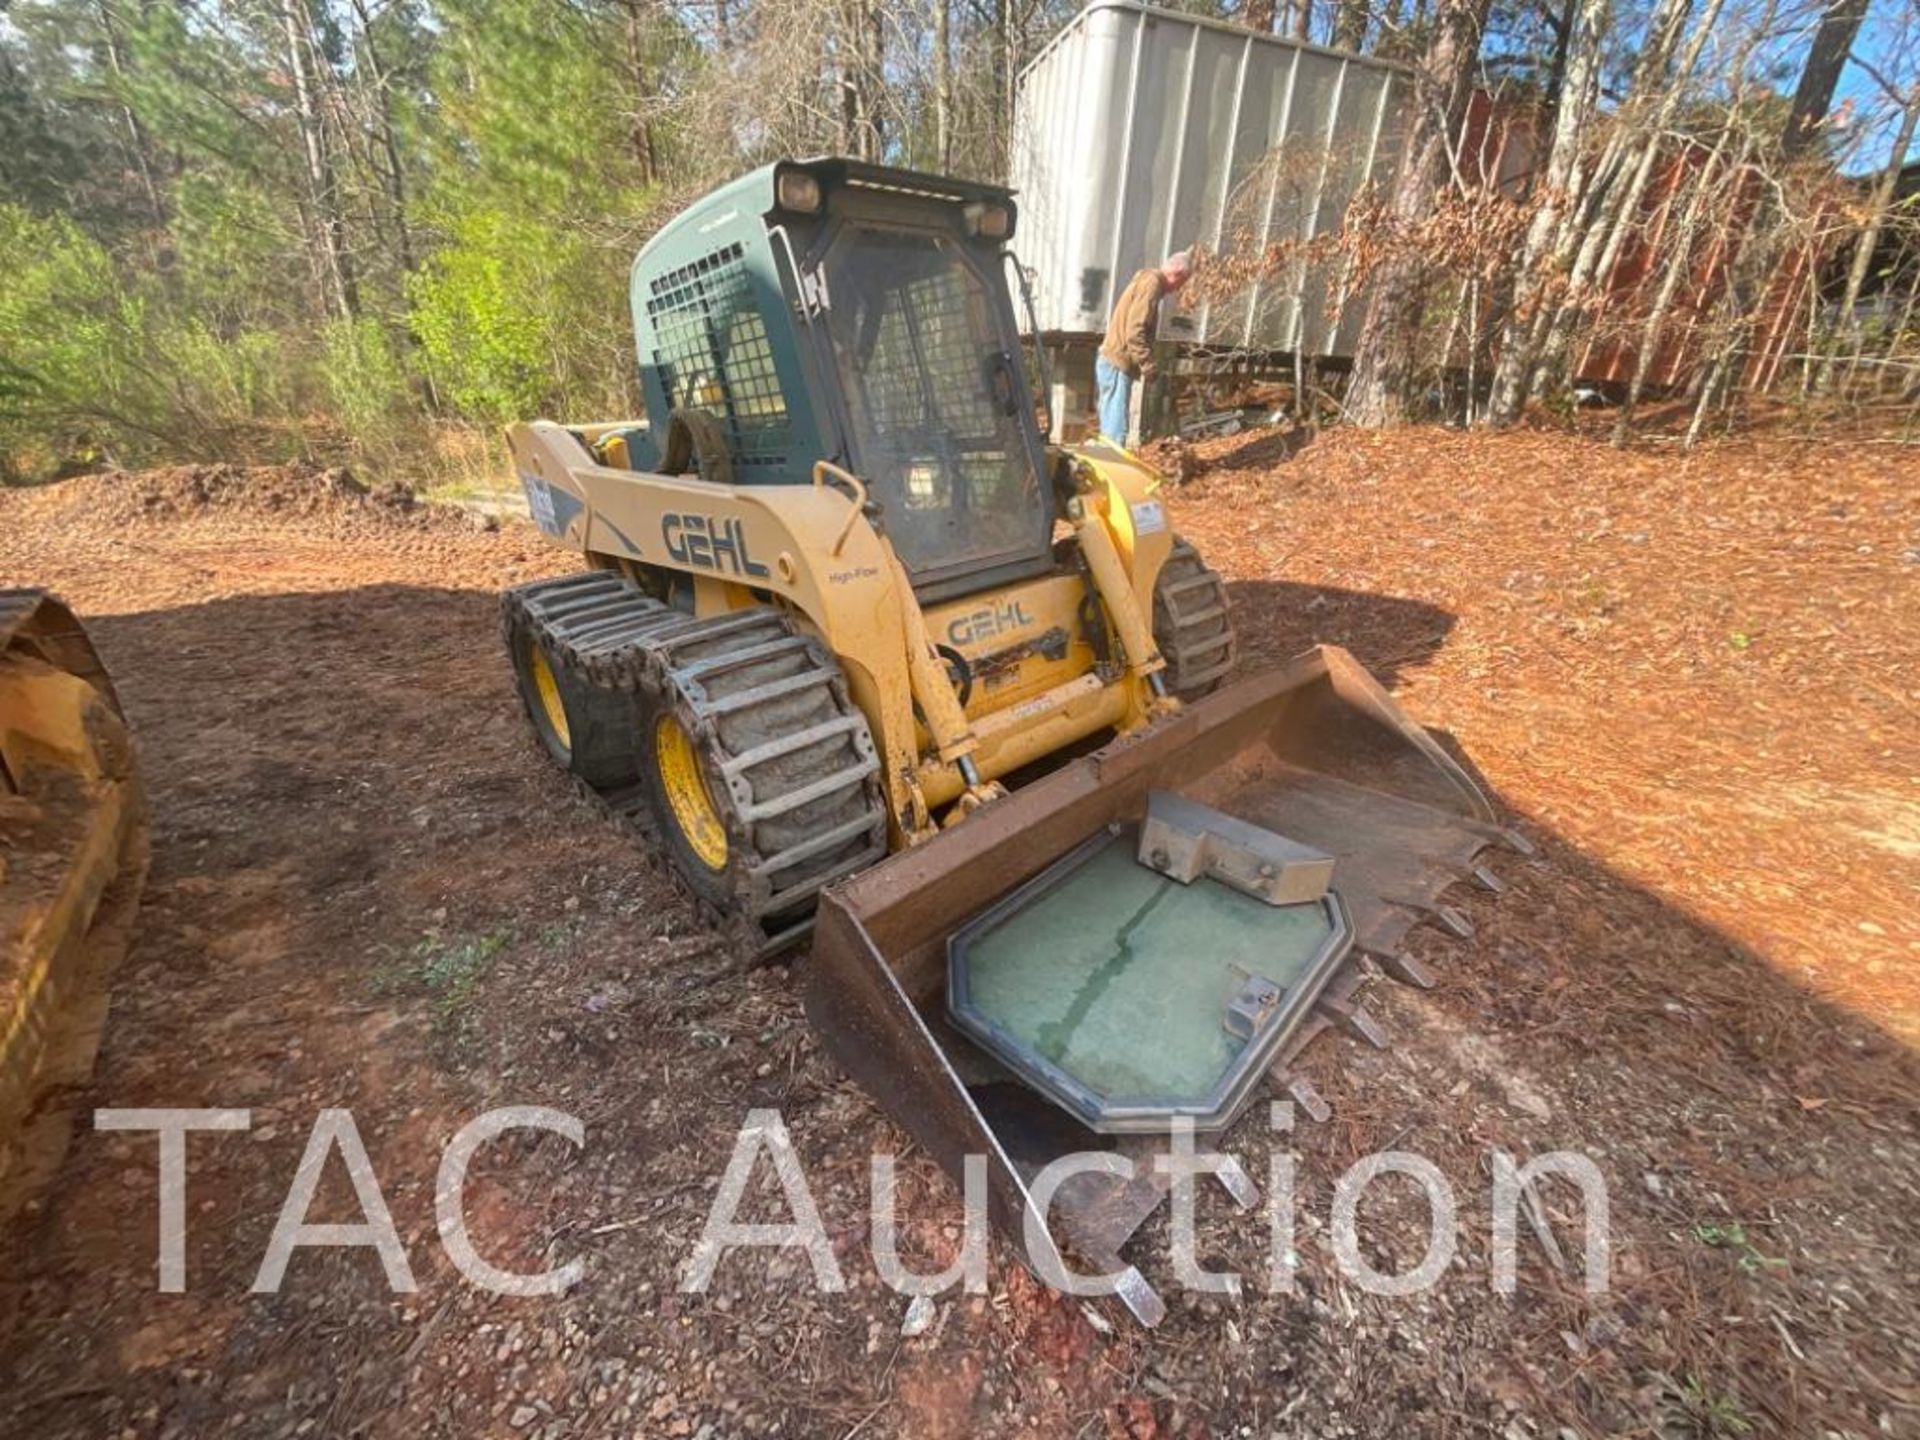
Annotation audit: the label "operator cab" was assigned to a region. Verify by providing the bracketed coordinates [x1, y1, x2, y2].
[625, 158, 1057, 606]
[792, 162, 1054, 600]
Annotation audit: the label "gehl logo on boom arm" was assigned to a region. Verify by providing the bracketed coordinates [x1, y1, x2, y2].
[662, 513, 771, 579]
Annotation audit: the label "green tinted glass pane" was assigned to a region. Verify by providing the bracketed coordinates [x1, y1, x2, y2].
[960, 837, 1335, 1105]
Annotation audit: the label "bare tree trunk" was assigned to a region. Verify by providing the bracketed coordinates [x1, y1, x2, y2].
[95, 0, 166, 230]
[1819, 86, 1920, 391]
[1334, 0, 1370, 49]
[1601, 1, 1787, 412]
[1531, 0, 1725, 394]
[1343, 0, 1492, 426]
[934, 0, 951, 169]
[348, 0, 416, 278]
[836, 0, 880, 161]
[869, 0, 886, 159]
[838, 24, 855, 157]
[1002, 0, 1018, 172]
[280, 0, 355, 320]
[1587, 0, 1731, 287]
[1541, 0, 1577, 111]
[1879, 269, 1920, 399]
[622, 0, 661, 184]
[1290, 0, 1313, 40]
[1485, 0, 1611, 424]
[1611, 141, 1730, 443]
[985, 0, 1014, 173]
[1683, 347, 1728, 446]
[1782, 0, 1869, 158]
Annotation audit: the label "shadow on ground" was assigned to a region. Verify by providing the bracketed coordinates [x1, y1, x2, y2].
[1181, 426, 1321, 479]
[1220, 577, 1457, 683]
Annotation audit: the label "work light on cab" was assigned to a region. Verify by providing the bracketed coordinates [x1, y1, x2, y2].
[774, 166, 822, 214]
[965, 200, 1012, 238]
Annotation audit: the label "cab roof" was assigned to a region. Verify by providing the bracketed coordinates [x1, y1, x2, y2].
[635, 156, 1018, 273]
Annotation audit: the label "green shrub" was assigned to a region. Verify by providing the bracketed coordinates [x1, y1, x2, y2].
[407, 207, 567, 423]
[321, 316, 414, 445]
[0, 204, 151, 471]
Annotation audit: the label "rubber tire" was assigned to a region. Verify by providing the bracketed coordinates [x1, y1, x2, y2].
[631, 611, 886, 929]
[634, 695, 743, 914]
[506, 608, 641, 789]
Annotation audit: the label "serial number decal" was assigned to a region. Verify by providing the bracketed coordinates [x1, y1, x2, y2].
[662, 513, 771, 579]
[1130, 499, 1169, 536]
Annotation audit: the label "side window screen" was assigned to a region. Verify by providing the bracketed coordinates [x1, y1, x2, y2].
[644, 243, 791, 470]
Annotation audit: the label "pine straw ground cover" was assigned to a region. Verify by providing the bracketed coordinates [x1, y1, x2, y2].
[1169, 423, 1915, 1040]
[1141, 423, 1920, 1434]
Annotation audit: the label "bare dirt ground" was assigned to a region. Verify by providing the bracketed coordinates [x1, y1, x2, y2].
[0, 433, 1915, 1440]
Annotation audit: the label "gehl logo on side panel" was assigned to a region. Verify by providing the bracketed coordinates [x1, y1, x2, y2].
[946, 599, 1036, 647]
[663, 513, 771, 579]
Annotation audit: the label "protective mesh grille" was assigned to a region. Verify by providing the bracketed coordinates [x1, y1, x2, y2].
[644, 242, 791, 469]
[861, 268, 999, 441]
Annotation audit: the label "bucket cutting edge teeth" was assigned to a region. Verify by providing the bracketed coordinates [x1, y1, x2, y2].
[1110, 1267, 1167, 1328]
[1278, 1073, 1332, 1124]
[1213, 1155, 1259, 1210]
[1317, 996, 1390, 1050]
[1371, 948, 1437, 989]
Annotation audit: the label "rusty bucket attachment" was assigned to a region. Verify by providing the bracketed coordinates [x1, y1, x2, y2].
[0, 591, 147, 1218]
[807, 645, 1524, 1325]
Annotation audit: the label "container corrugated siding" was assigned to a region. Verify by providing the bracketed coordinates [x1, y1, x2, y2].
[1011, 1, 1409, 356]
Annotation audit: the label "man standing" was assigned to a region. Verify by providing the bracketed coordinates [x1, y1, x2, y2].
[1095, 250, 1191, 446]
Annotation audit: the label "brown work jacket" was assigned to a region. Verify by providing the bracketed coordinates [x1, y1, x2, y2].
[1099, 269, 1166, 380]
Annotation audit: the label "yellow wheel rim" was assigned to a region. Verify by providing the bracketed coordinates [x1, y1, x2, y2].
[528, 641, 571, 751]
[655, 715, 728, 871]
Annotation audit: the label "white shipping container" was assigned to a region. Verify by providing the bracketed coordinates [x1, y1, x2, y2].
[1010, 1, 1410, 358]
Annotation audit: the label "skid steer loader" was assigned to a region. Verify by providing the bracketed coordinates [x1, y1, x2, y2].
[0, 590, 146, 1219]
[504, 158, 1525, 1322]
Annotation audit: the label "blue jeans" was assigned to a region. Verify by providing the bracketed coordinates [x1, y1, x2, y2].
[1095, 354, 1132, 446]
